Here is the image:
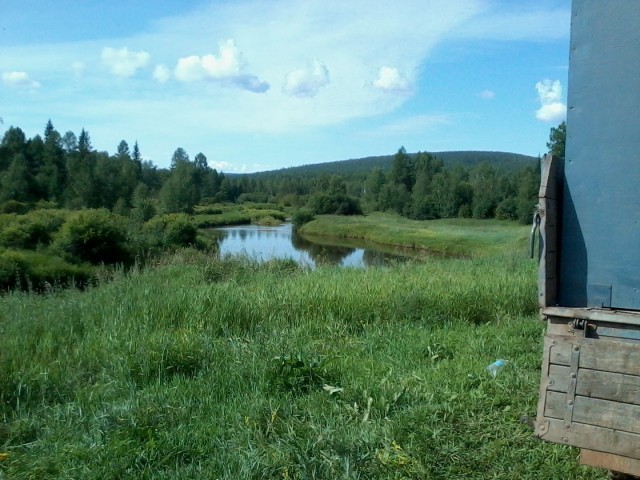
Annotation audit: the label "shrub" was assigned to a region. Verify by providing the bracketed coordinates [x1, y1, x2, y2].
[0, 249, 93, 291]
[292, 208, 316, 231]
[193, 205, 223, 215]
[0, 210, 68, 250]
[141, 214, 199, 253]
[307, 193, 363, 216]
[0, 200, 29, 214]
[53, 209, 133, 265]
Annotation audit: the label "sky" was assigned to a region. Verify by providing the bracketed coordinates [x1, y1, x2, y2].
[0, 0, 570, 173]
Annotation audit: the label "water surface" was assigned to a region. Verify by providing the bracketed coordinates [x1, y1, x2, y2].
[210, 223, 418, 268]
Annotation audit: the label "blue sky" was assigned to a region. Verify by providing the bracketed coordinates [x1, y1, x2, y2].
[0, 0, 570, 172]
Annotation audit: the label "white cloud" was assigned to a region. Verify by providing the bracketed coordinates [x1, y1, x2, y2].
[480, 89, 495, 100]
[373, 66, 411, 93]
[174, 39, 269, 93]
[102, 47, 150, 77]
[153, 64, 171, 83]
[535, 79, 566, 122]
[2, 71, 41, 89]
[282, 59, 330, 98]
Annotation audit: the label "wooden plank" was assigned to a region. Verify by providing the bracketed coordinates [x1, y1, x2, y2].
[595, 323, 640, 342]
[548, 335, 572, 366]
[539, 153, 560, 200]
[538, 154, 560, 308]
[538, 197, 557, 308]
[543, 307, 640, 327]
[548, 365, 640, 404]
[544, 390, 566, 419]
[548, 364, 571, 392]
[573, 396, 640, 434]
[545, 391, 640, 434]
[547, 336, 640, 376]
[578, 370, 640, 404]
[580, 449, 640, 477]
[541, 418, 640, 459]
[579, 339, 640, 376]
[546, 320, 574, 336]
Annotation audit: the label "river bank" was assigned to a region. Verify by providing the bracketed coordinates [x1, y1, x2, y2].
[298, 212, 530, 258]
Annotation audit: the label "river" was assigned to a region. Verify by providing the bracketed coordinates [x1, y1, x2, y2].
[209, 223, 419, 268]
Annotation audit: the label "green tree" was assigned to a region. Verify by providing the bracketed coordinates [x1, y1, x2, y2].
[38, 120, 66, 201]
[170, 147, 190, 169]
[116, 140, 130, 160]
[364, 168, 385, 211]
[65, 129, 96, 208]
[547, 121, 566, 158]
[160, 161, 200, 213]
[61, 131, 78, 153]
[389, 146, 415, 192]
[131, 184, 156, 223]
[78, 128, 92, 156]
[0, 154, 34, 203]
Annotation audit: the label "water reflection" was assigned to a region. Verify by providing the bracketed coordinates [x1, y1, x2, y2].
[210, 223, 418, 268]
[290, 233, 355, 266]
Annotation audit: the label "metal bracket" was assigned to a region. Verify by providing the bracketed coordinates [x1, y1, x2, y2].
[564, 343, 581, 430]
[530, 210, 541, 259]
[537, 419, 550, 438]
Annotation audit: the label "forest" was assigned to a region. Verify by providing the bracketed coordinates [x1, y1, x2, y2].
[0, 119, 546, 223]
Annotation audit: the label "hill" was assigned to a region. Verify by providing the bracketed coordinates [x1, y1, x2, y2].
[248, 150, 538, 178]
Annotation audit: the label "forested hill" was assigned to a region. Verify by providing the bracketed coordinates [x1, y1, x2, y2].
[250, 151, 538, 178]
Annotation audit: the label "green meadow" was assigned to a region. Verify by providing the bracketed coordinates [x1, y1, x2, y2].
[299, 213, 530, 258]
[0, 220, 607, 479]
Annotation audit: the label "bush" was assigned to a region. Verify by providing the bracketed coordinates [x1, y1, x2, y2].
[141, 214, 199, 253]
[53, 209, 133, 265]
[0, 200, 29, 214]
[308, 193, 363, 216]
[0, 210, 68, 250]
[0, 249, 93, 291]
[292, 208, 316, 231]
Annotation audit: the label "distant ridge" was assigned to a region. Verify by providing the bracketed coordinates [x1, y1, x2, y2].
[250, 150, 538, 177]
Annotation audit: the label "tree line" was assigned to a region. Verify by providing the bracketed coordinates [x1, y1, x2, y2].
[0, 119, 564, 224]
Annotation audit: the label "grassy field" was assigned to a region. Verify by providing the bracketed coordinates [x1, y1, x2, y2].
[194, 203, 288, 228]
[299, 213, 530, 258]
[0, 237, 607, 478]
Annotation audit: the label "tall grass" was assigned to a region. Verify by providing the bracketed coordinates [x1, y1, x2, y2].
[299, 213, 529, 257]
[0, 251, 605, 478]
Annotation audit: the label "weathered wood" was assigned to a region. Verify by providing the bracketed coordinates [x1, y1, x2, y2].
[546, 319, 574, 336]
[595, 323, 640, 342]
[540, 418, 640, 459]
[543, 307, 640, 327]
[548, 365, 640, 404]
[538, 154, 560, 308]
[539, 153, 561, 200]
[547, 336, 640, 376]
[535, 335, 556, 431]
[545, 391, 640, 434]
[580, 449, 640, 477]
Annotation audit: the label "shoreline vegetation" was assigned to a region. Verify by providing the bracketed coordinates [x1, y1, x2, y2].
[0, 214, 607, 478]
[298, 213, 530, 258]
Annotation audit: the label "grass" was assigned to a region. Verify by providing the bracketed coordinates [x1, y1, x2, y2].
[298, 212, 529, 257]
[0, 244, 607, 478]
[194, 203, 288, 228]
